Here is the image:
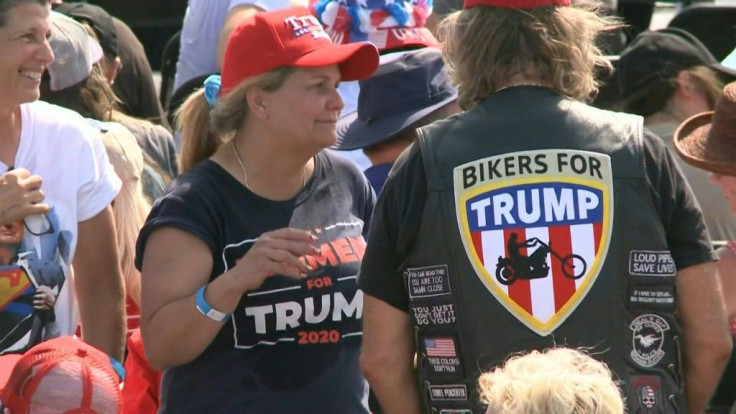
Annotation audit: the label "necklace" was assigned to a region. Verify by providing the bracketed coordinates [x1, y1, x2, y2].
[231, 140, 308, 190]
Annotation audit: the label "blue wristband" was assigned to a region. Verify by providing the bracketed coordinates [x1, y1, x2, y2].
[109, 356, 126, 381]
[196, 285, 231, 322]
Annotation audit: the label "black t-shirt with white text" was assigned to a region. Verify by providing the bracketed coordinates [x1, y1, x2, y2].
[136, 151, 375, 413]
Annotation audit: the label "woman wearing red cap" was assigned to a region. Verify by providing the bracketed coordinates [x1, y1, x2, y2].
[136, 6, 378, 413]
[358, 0, 730, 413]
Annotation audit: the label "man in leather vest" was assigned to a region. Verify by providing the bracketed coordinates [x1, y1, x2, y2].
[357, 0, 732, 413]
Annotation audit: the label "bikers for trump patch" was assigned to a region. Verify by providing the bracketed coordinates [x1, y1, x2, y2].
[454, 150, 613, 336]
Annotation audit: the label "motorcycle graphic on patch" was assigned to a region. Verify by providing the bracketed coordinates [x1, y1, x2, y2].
[495, 233, 587, 285]
[454, 149, 614, 336]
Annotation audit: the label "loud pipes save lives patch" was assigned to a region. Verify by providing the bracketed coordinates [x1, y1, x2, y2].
[629, 251, 675, 277]
[454, 149, 613, 336]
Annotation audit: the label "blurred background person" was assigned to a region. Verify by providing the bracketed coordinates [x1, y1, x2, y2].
[333, 48, 459, 194]
[51, 2, 178, 179]
[673, 81, 736, 414]
[312, 0, 440, 171]
[101, 129, 150, 337]
[617, 27, 736, 243]
[40, 11, 175, 201]
[173, 0, 296, 92]
[52, 0, 169, 127]
[102, 127, 160, 414]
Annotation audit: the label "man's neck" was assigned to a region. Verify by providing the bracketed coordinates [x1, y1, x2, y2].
[366, 144, 408, 166]
[645, 110, 684, 127]
[495, 74, 550, 92]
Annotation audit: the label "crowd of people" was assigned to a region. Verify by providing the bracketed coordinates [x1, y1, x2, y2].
[0, 0, 734, 412]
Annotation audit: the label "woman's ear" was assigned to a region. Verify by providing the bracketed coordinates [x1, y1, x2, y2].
[673, 70, 714, 115]
[245, 88, 269, 120]
[674, 71, 699, 99]
[104, 57, 122, 85]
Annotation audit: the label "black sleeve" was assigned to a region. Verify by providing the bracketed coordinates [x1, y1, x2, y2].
[134, 175, 220, 271]
[361, 183, 376, 241]
[112, 18, 169, 127]
[358, 144, 427, 312]
[642, 130, 717, 270]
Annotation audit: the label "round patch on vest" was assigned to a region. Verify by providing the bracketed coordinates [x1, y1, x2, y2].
[630, 314, 670, 368]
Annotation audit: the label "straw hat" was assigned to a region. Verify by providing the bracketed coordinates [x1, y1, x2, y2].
[674, 81, 736, 176]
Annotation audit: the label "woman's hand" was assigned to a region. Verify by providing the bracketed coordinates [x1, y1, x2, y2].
[232, 228, 319, 292]
[0, 169, 49, 225]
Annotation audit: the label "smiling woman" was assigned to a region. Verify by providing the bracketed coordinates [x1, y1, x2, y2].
[0, 0, 126, 370]
[0, 1, 52, 109]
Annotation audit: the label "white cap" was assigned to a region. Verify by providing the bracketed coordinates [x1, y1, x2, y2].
[47, 11, 104, 91]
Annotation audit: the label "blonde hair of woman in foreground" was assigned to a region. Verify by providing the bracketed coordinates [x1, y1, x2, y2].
[480, 348, 625, 414]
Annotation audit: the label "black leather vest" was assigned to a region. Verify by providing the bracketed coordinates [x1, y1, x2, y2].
[404, 87, 684, 414]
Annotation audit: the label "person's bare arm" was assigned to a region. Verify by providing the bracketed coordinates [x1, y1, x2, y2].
[0, 169, 49, 225]
[360, 295, 420, 414]
[216, 4, 264, 70]
[74, 205, 126, 361]
[676, 261, 732, 413]
[716, 246, 736, 322]
[141, 227, 316, 369]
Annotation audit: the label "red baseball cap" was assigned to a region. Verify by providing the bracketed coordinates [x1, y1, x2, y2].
[331, 27, 439, 52]
[0, 336, 122, 413]
[464, 0, 570, 9]
[221, 7, 380, 95]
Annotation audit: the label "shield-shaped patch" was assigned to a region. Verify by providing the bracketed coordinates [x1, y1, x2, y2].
[454, 149, 613, 336]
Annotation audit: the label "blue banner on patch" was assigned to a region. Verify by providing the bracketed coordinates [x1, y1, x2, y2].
[466, 183, 603, 231]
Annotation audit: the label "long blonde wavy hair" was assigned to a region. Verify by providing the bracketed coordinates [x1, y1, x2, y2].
[437, 2, 621, 109]
[102, 126, 151, 306]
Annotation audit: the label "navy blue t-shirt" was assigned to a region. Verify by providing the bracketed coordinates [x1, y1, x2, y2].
[135, 151, 375, 413]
